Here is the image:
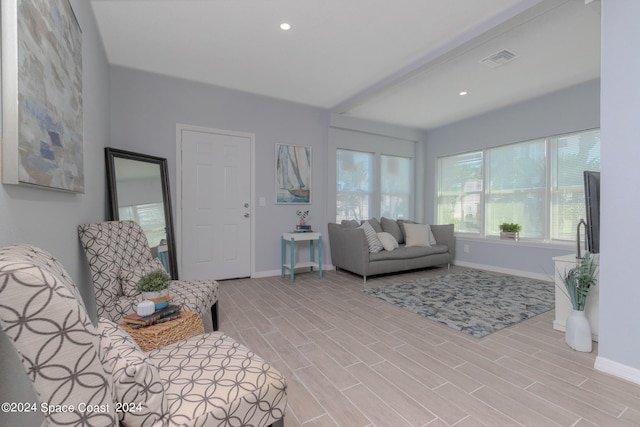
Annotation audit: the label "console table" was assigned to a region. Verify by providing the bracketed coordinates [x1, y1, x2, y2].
[553, 254, 600, 341]
[281, 232, 322, 282]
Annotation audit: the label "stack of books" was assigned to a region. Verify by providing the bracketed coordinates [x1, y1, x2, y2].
[123, 304, 181, 329]
[295, 224, 312, 232]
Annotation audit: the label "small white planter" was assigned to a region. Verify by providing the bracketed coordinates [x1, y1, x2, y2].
[500, 231, 519, 241]
[141, 288, 169, 300]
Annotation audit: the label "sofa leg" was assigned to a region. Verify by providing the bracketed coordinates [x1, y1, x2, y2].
[211, 302, 219, 331]
[363, 275, 367, 284]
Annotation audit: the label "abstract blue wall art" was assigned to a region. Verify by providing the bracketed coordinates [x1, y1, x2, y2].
[1, 0, 84, 192]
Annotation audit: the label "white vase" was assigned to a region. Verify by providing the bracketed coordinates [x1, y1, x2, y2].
[565, 309, 592, 352]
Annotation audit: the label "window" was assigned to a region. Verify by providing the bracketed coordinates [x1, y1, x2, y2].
[436, 129, 600, 242]
[119, 203, 166, 247]
[551, 129, 601, 241]
[380, 155, 411, 219]
[437, 151, 483, 233]
[336, 149, 373, 222]
[336, 150, 413, 221]
[485, 139, 546, 238]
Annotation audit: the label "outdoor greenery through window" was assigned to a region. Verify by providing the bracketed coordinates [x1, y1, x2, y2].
[336, 150, 373, 221]
[437, 129, 600, 242]
[380, 155, 411, 219]
[336, 150, 412, 222]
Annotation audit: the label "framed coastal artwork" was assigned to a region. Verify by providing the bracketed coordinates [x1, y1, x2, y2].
[1, 0, 84, 192]
[276, 144, 311, 204]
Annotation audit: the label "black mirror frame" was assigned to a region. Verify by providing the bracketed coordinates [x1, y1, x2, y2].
[105, 147, 179, 279]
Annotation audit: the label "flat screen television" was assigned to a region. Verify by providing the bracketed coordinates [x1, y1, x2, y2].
[583, 171, 600, 254]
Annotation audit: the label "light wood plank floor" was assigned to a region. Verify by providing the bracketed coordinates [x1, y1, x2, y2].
[217, 266, 640, 426]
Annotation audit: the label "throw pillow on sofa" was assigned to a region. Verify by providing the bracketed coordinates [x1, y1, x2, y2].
[404, 223, 433, 247]
[377, 232, 399, 251]
[380, 217, 404, 244]
[399, 220, 437, 246]
[360, 218, 383, 233]
[359, 221, 384, 253]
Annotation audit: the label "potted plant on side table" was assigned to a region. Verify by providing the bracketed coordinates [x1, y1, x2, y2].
[561, 251, 598, 352]
[136, 270, 171, 300]
[499, 223, 521, 240]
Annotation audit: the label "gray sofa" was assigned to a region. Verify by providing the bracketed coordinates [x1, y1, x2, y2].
[328, 218, 455, 282]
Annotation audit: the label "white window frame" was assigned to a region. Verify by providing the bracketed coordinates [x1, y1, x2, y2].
[436, 128, 600, 243]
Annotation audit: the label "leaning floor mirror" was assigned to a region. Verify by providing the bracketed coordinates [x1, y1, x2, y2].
[105, 147, 179, 279]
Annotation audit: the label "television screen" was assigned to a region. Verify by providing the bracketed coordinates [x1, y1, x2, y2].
[584, 171, 600, 254]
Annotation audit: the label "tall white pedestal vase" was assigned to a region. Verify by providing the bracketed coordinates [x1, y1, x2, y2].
[565, 309, 592, 352]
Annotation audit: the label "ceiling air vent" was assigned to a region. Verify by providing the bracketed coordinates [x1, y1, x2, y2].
[480, 49, 518, 68]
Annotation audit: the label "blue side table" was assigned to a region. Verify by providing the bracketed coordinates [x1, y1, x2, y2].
[281, 232, 322, 282]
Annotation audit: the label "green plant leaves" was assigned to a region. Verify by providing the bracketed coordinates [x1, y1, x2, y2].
[562, 252, 598, 311]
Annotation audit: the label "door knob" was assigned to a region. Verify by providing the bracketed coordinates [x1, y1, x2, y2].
[244, 203, 249, 208]
[244, 213, 250, 218]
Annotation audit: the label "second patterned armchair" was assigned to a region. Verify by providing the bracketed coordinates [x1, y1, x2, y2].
[78, 220, 219, 331]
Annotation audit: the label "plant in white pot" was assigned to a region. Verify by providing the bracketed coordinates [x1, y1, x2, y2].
[136, 270, 171, 300]
[499, 223, 521, 240]
[561, 252, 598, 352]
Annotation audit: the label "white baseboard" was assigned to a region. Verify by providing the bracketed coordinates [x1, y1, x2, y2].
[594, 356, 640, 386]
[453, 260, 551, 282]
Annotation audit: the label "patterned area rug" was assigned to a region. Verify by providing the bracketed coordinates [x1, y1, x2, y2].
[363, 269, 555, 338]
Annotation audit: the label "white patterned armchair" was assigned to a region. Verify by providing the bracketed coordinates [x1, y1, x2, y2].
[0, 244, 287, 427]
[78, 220, 219, 331]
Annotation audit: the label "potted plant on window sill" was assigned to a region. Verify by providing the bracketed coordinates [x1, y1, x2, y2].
[561, 252, 598, 352]
[499, 223, 521, 240]
[136, 270, 171, 300]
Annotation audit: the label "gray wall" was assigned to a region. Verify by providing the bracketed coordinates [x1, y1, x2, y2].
[598, 0, 640, 377]
[424, 79, 601, 279]
[109, 66, 330, 274]
[0, 1, 111, 425]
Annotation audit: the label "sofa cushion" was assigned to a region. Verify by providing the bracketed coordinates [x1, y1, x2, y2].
[118, 257, 167, 297]
[397, 219, 416, 242]
[404, 223, 432, 247]
[361, 217, 383, 233]
[369, 244, 449, 261]
[377, 232, 399, 252]
[380, 217, 404, 243]
[398, 220, 437, 246]
[341, 219, 360, 228]
[359, 221, 384, 253]
[97, 318, 169, 427]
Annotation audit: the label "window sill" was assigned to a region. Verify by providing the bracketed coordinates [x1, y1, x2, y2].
[454, 233, 577, 251]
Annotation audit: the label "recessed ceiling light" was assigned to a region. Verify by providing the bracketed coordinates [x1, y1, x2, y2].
[459, 91, 468, 96]
[280, 23, 291, 31]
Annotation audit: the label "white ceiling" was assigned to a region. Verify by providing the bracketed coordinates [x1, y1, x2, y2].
[91, 0, 601, 130]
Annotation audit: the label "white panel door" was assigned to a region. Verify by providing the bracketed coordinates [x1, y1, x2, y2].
[179, 128, 252, 280]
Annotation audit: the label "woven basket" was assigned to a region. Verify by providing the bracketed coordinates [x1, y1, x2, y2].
[120, 311, 204, 352]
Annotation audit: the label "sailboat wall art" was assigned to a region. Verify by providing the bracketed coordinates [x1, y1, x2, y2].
[276, 144, 311, 204]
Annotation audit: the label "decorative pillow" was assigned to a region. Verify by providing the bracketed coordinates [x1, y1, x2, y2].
[359, 221, 384, 253]
[360, 218, 383, 233]
[427, 225, 437, 245]
[380, 217, 404, 244]
[377, 232, 399, 252]
[397, 219, 416, 243]
[341, 219, 360, 228]
[404, 223, 432, 247]
[97, 318, 168, 427]
[119, 258, 167, 297]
